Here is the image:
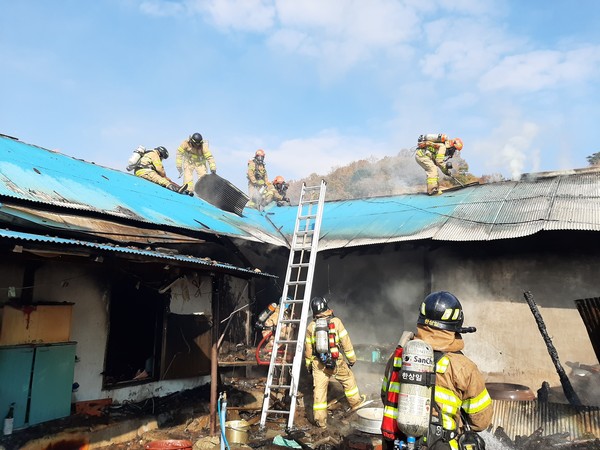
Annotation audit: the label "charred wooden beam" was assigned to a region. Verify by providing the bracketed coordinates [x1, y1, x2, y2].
[523, 291, 581, 406]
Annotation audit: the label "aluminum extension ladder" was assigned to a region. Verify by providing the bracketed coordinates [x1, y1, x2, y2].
[259, 180, 327, 430]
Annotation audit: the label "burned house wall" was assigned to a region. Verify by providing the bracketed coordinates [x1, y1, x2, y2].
[431, 235, 598, 395]
[310, 232, 598, 401]
[24, 262, 251, 405]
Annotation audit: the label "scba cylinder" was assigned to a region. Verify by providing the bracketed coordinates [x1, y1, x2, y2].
[397, 339, 435, 438]
[315, 318, 329, 354]
[418, 134, 448, 143]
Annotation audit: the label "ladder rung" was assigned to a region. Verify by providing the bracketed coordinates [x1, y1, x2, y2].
[280, 319, 301, 324]
[290, 263, 310, 268]
[286, 280, 307, 286]
[268, 384, 291, 389]
[298, 214, 317, 220]
[303, 185, 321, 191]
[275, 340, 298, 345]
[270, 362, 294, 367]
[283, 299, 304, 304]
[266, 409, 291, 415]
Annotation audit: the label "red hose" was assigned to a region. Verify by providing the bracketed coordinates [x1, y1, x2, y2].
[255, 331, 273, 365]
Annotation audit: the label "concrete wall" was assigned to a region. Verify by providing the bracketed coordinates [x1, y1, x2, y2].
[310, 233, 598, 400]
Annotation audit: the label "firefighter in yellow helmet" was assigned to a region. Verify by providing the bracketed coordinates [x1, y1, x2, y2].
[380, 291, 492, 450]
[415, 134, 463, 195]
[305, 296, 366, 428]
[176, 132, 217, 191]
[134, 146, 190, 195]
[247, 149, 271, 209]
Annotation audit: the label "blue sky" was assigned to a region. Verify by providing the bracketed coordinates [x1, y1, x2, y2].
[2, 0, 600, 191]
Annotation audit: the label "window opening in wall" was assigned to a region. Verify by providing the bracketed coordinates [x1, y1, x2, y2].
[103, 277, 165, 387]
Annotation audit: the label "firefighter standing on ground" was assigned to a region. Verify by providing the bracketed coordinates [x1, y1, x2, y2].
[305, 296, 365, 428]
[176, 132, 217, 191]
[254, 300, 291, 354]
[415, 134, 463, 196]
[247, 149, 271, 208]
[381, 291, 492, 450]
[134, 146, 189, 194]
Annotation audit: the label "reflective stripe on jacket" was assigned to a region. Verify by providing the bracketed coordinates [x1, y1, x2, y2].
[380, 343, 492, 446]
[304, 310, 356, 368]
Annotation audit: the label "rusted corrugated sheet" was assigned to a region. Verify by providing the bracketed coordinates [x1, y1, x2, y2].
[492, 400, 600, 440]
[575, 298, 600, 365]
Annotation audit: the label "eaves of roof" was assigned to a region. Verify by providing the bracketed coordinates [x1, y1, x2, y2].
[0, 229, 275, 278]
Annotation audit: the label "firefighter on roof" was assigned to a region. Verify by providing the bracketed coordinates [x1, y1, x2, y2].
[380, 291, 492, 450]
[176, 132, 217, 191]
[134, 146, 190, 195]
[305, 296, 366, 428]
[247, 149, 271, 209]
[415, 133, 464, 196]
[272, 175, 291, 206]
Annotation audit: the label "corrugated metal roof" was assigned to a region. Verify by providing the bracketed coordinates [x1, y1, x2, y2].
[0, 229, 274, 277]
[263, 168, 600, 250]
[0, 136, 285, 247]
[3, 135, 600, 253]
[492, 399, 600, 441]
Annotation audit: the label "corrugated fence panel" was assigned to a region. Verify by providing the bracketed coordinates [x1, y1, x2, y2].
[575, 298, 600, 366]
[492, 400, 600, 441]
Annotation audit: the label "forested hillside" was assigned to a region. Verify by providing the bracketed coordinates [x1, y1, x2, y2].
[286, 148, 490, 202]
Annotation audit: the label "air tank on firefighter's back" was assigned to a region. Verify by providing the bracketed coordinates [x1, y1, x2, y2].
[418, 134, 448, 143]
[314, 318, 329, 354]
[397, 339, 435, 438]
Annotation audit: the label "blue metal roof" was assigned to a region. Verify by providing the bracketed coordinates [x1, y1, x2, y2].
[0, 229, 274, 277]
[2, 135, 599, 254]
[263, 168, 600, 250]
[0, 135, 285, 246]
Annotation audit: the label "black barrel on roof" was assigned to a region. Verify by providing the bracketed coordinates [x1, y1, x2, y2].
[194, 173, 249, 216]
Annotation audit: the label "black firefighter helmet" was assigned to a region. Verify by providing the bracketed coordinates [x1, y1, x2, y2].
[417, 291, 464, 332]
[310, 296, 328, 316]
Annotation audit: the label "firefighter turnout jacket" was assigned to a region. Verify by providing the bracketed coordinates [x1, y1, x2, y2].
[135, 150, 171, 187]
[176, 139, 216, 189]
[305, 309, 363, 427]
[415, 141, 453, 195]
[381, 325, 492, 449]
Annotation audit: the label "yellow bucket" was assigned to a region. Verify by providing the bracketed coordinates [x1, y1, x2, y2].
[225, 420, 250, 444]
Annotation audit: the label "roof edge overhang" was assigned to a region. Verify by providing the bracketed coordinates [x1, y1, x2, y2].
[0, 229, 276, 279]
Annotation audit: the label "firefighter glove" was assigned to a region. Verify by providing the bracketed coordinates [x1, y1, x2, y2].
[211, 169, 217, 174]
[348, 361, 355, 368]
[257, 179, 265, 185]
[446, 161, 453, 170]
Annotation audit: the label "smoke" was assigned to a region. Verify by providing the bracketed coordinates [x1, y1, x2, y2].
[484, 120, 540, 180]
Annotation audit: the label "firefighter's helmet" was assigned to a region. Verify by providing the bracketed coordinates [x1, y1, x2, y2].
[451, 138, 463, 151]
[310, 296, 329, 316]
[417, 291, 464, 332]
[190, 133, 203, 147]
[273, 175, 285, 186]
[155, 146, 169, 159]
[255, 149, 265, 163]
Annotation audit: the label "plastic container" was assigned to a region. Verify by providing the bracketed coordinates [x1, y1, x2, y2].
[225, 419, 250, 444]
[145, 440, 193, 449]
